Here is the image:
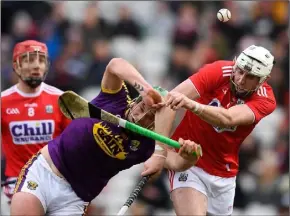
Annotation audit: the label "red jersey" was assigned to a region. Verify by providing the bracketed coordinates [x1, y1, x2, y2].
[1, 83, 71, 177]
[171, 60, 276, 177]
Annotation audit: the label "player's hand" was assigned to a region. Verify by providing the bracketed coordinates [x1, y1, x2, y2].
[164, 91, 192, 111]
[142, 88, 163, 108]
[178, 138, 202, 162]
[141, 153, 166, 180]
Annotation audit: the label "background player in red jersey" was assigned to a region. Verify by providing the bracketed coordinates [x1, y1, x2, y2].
[1, 40, 70, 215]
[151, 45, 277, 215]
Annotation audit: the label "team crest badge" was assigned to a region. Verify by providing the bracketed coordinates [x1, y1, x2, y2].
[178, 173, 188, 182]
[45, 105, 53, 113]
[27, 181, 38, 190]
[130, 140, 140, 151]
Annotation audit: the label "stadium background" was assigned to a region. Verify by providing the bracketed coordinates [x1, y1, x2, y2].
[1, 1, 289, 215]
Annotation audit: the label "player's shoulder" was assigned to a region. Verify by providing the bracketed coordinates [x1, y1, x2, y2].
[1, 85, 17, 99]
[204, 60, 234, 85]
[212, 60, 234, 67]
[253, 82, 276, 101]
[42, 83, 64, 96]
[201, 60, 234, 76]
[215, 60, 234, 74]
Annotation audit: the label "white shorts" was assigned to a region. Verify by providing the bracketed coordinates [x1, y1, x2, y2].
[14, 152, 90, 215]
[168, 166, 236, 215]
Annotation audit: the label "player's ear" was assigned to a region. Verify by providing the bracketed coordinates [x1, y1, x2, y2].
[13, 62, 20, 75]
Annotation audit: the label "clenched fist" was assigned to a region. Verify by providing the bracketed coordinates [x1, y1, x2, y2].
[142, 88, 163, 108]
[178, 138, 202, 162]
[164, 91, 192, 111]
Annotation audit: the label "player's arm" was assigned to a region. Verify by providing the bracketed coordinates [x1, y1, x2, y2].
[154, 62, 219, 152]
[164, 150, 197, 172]
[167, 86, 276, 128]
[142, 137, 200, 176]
[101, 58, 153, 96]
[154, 79, 201, 151]
[189, 97, 276, 127]
[189, 102, 255, 127]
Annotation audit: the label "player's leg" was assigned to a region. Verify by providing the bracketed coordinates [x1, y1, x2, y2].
[207, 175, 236, 215]
[168, 169, 208, 215]
[171, 188, 208, 215]
[11, 192, 45, 215]
[12, 152, 91, 215]
[11, 152, 47, 215]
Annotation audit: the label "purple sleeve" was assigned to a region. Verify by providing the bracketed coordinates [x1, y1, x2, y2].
[90, 83, 133, 117]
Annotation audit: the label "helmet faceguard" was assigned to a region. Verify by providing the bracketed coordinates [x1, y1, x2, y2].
[231, 45, 275, 98]
[13, 40, 50, 88]
[127, 86, 168, 130]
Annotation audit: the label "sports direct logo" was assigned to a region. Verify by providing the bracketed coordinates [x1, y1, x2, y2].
[9, 120, 55, 145]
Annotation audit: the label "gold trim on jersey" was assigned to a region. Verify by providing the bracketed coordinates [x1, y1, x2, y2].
[101, 82, 132, 104]
[13, 151, 41, 194]
[101, 83, 123, 94]
[122, 82, 132, 103]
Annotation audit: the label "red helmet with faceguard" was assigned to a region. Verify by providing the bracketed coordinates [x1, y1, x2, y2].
[13, 40, 49, 88]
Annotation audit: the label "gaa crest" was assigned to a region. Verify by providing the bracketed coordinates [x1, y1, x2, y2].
[45, 105, 53, 113]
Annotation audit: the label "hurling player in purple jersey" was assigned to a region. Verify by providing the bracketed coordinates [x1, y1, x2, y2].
[11, 58, 201, 215]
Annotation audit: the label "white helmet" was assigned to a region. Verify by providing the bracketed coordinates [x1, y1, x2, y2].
[234, 45, 275, 84]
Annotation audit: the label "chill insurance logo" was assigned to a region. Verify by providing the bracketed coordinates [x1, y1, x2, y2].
[9, 120, 55, 144]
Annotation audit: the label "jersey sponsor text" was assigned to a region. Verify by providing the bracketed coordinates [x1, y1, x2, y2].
[9, 120, 55, 145]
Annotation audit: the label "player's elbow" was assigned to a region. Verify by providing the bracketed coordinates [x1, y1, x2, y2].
[218, 110, 236, 128]
[220, 119, 234, 128]
[221, 115, 240, 128]
[106, 58, 126, 75]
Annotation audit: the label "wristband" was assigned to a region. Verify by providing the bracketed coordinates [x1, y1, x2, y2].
[192, 102, 205, 116]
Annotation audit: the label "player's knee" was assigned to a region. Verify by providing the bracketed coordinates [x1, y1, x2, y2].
[11, 192, 45, 216]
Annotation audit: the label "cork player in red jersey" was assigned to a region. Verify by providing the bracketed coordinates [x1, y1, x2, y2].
[1, 40, 70, 215]
[153, 45, 276, 215]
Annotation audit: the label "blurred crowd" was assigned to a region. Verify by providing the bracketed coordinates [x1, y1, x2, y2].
[1, 1, 289, 215]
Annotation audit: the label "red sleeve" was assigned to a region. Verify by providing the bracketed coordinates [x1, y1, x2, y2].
[189, 61, 227, 96]
[246, 84, 276, 124]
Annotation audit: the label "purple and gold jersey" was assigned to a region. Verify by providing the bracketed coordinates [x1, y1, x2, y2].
[48, 84, 155, 202]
